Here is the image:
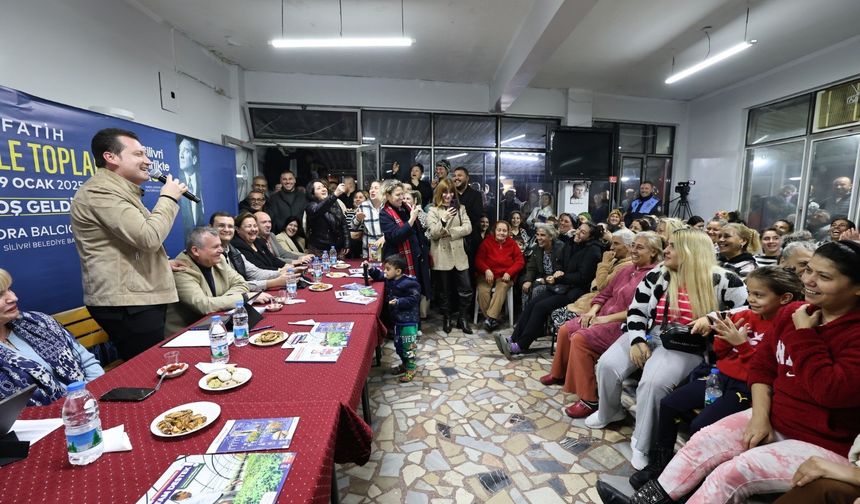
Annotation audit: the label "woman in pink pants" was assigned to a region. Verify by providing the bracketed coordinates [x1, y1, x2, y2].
[597, 240, 860, 504]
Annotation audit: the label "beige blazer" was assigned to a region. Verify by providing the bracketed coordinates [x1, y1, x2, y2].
[164, 251, 249, 336]
[426, 205, 472, 271]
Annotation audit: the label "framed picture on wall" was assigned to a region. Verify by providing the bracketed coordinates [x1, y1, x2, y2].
[561, 180, 590, 216]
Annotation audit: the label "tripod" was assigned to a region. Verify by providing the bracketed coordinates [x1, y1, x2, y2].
[670, 195, 693, 220]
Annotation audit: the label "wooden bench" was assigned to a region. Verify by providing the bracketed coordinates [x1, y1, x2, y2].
[52, 307, 122, 370]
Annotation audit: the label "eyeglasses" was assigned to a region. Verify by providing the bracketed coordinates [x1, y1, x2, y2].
[249, 197, 265, 202]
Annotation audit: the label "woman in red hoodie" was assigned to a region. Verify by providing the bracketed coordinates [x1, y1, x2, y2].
[475, 220, 525, 332]
[602, 241, 860, 504]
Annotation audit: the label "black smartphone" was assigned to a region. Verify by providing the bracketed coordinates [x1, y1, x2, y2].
[100, 387, 155, 402]
[449, 200, 460, 210]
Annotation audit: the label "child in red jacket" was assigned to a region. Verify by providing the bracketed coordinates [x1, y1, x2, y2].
[628, 266, 804, 489]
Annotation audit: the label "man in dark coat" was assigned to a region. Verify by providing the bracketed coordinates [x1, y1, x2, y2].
[265, 170, 307, 233]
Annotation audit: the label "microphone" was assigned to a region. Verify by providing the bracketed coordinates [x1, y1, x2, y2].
[148, 166, 201, 203]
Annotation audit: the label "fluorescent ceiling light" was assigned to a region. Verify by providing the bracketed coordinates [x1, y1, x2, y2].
[665, 41, 752, 84]
[270, 37, 414, 48]
[500, 153, 542, 162]
[447, 153, 468, 160]
[500, 134, 526, 145]
[362, 136, 376, 142]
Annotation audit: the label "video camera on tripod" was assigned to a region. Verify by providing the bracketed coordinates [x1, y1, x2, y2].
[675, 180, 695, 199]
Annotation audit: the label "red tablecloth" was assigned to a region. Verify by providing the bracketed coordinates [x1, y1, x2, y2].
[85, 313, 380, 412]
[274, 265, 384, 317]
[2, 400, 368, 504]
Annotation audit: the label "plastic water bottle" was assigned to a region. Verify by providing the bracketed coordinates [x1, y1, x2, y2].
[369, 243, 380, 269]
[704, 368, 722, 405]
[233, 301, 249, 347]
[312, 257, 323, 283]
[286, 266, 297, 299]
[329, 245, 337, 266]
[209, 315, 230, 364]
[321, 251, 331, 274]
[62, 382, 104, 465]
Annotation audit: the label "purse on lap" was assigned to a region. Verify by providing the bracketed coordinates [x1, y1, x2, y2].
[657, 306, 707, 355]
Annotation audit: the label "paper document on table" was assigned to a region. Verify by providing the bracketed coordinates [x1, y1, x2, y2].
[288, 319, 316, 326]
[10, 418, 62, 445]
[163, 329, 234, 348]
[338, 295, 376, 305]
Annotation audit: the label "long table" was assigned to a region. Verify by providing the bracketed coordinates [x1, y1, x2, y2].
[5, 400, 367, 504]
[4, 262, 388, 503]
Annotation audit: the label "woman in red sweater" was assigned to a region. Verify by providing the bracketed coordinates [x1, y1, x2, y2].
[475, 220, 525, 331]
[602, 241, 860, 504]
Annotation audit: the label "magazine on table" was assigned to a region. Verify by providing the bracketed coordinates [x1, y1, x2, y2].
[285, 345, 342, 363]
[206, 417, 300, 454]
[310, 321, 354, 347]
[136, 452, 295, 504]
[281, 331, 325, 348]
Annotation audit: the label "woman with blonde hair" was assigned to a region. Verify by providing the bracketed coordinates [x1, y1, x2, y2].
[426, 178, 473, 334]
[585, 228, 748, 470]
[717, 222, 761, 277]
[656, 218, 686, 243]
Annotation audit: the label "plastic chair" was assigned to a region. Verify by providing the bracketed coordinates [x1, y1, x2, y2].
[473, 286, 515, 327]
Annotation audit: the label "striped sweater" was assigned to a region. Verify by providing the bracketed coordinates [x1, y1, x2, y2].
[623, 264, 748, 346]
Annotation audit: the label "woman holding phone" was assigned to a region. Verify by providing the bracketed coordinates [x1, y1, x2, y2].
[427, 179, 473, 334]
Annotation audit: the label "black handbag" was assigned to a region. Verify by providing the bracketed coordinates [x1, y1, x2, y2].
[657, 305, 707, 355]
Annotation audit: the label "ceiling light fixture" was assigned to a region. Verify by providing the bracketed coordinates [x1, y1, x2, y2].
[665, 8, 756, 84]
[271, 0, 413, 49]
[447, 153, 468, 160]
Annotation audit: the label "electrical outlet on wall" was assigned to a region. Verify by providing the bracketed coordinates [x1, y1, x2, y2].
[159, 70, 179, 113]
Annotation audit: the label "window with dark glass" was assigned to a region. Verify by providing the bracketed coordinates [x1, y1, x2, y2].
[361, 110, 431, 145]
[434, 115, 497, 147]
[500, 117, 560, 149]
[746, 95, 811, 145]
[249, 107, 358, 142]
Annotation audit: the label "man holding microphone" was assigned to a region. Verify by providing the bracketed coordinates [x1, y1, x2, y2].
[71, 128, 187, 359]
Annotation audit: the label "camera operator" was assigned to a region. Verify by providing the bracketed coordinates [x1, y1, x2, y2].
[624, 180, 663, 227]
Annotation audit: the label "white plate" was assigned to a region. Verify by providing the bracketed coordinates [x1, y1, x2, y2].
[156, 362, 189, 378]
[332, 263, 350, 270]
[326, 272, 348, 279]
[150, 401, 221, 438]
[198, 367, 253, 391]
[249, 330, 288, 346]
[309, 283, 333, 292]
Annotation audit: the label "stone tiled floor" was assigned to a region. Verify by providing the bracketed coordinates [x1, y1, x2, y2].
[339, 314, 638, 503]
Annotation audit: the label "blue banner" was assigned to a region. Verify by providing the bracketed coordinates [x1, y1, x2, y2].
[0, 85, 237, 313]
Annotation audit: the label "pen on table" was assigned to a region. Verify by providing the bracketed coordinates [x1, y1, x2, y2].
[250, 325, 274, 332]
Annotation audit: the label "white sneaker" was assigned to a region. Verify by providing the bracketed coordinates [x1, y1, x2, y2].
[631, 447, 649, 470]
[584, 410, 626, 429]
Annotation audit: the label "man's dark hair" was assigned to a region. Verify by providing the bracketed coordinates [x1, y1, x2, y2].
[831, 217, 856, 230]
[411, 163, 424, 173]
[454, 166, 470, 178]
[92, 128, 139, 168]
[774, 219, 795, 233]
[209, 211, 234, 226]
[641, 180, 655, 187]
[383, 254, 408, 273]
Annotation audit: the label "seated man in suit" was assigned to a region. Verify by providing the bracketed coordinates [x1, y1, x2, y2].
[253, 210, 312, 264]
[165, 227, 273, 336]
[209, 211, 288, 292]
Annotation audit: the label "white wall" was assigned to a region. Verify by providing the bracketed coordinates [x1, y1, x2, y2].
[245, 72, 493, 114]
[684, 35, 860, 219]
[0, 0, 242, 144]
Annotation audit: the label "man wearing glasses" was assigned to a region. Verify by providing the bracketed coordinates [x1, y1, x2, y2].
[239, 190, 266, 214]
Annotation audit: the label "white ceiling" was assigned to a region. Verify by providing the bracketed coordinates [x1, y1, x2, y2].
[134, 0, 860, 102]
